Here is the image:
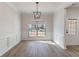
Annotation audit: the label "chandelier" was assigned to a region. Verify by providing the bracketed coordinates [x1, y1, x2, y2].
[33, 2, 41, 19]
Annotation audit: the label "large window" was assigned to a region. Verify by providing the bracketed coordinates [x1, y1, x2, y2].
[28, 21, 46, 37]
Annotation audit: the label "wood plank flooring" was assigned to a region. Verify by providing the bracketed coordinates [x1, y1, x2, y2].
[2, 40, 79, 57]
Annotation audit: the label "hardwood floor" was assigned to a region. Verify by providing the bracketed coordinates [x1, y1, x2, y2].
[2, 40, 79, 57]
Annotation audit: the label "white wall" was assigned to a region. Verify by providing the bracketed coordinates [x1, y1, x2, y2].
[21, 13, 53, 41]
[65, 7, 79, 45]
[53, 8, 66, 49]
[0, 3, 21, 56]
[52, 2, 73, 49]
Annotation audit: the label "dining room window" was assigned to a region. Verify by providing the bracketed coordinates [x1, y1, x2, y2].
[28, 21, 46, 37]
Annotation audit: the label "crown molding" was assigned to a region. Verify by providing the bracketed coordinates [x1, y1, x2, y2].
[5, 2, 19, 13]
[55, 2, 75, 12]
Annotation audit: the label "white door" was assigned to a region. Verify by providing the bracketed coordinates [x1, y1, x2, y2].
[65, 19, 78, 45]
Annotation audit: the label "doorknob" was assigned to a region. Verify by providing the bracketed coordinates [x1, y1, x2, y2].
[66, 31, 68, 33]
[66, 29, 68, 33]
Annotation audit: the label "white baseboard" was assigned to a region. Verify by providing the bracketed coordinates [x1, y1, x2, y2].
[0, 40, 21, 56]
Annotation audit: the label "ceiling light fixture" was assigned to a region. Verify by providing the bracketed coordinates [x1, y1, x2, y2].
[33, 2, 41, 19]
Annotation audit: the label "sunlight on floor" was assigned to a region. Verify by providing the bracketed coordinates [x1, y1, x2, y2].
[39, 41, 56, 45]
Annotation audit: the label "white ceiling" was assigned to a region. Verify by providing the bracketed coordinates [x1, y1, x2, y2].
[10, 2, 74, 14]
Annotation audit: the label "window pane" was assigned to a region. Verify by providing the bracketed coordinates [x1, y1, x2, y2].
[37, 24, 46, 37]
[29, 24, 37, 37]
